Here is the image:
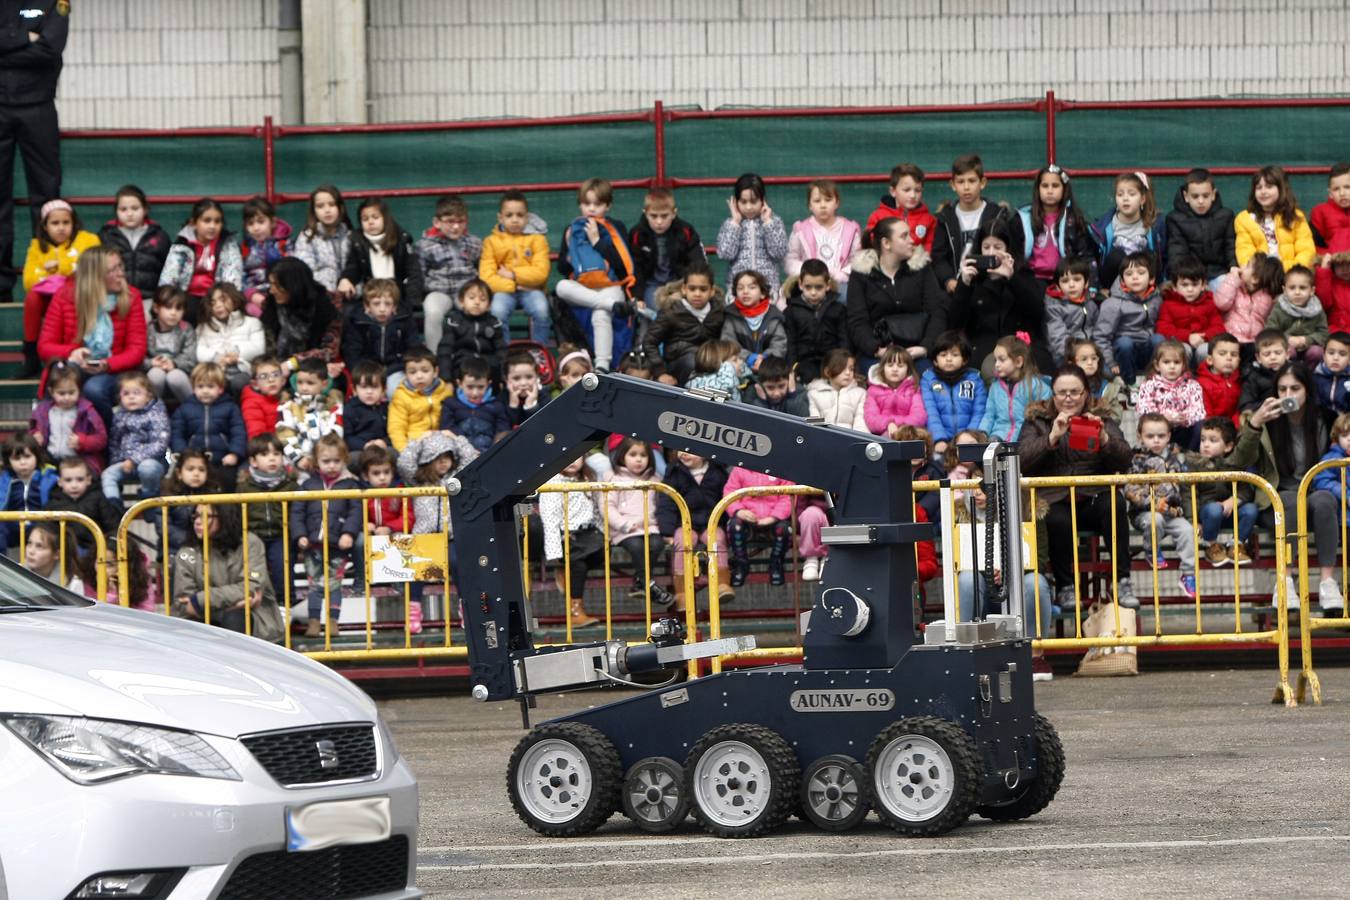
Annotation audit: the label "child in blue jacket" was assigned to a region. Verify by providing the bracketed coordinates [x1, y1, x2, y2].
[170, 362, 247, 485]
[438, 356, 510, 452]
[979, 334, 1051, 441]
[291, 433, 363, 638]
[0, 433, 58, 554]
[921, 331, 987, 456]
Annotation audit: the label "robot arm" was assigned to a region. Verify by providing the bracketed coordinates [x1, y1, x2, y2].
[449, 373, 933, 701]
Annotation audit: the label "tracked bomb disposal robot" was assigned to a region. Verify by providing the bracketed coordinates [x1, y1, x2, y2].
[448, 373, 1063, 837]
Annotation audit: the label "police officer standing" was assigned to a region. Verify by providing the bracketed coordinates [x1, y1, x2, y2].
[0, 0, 67, 299]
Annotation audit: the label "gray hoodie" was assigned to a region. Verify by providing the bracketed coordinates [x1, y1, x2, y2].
[1092, 282, 1161, 374]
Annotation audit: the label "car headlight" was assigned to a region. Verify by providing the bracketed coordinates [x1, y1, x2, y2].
[1, 715, 240, 784]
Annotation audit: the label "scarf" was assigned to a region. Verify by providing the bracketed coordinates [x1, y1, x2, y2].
[249, 465, 286, 489]
[735, 294, 771, 320]
[682, 298, 711, 322]
[1277, 293, 1324, 320]
[84, 294, 117, 360]
[418, 377, 443, 397]
[366, 233, 395, 279]
[936, 365, 969, 387]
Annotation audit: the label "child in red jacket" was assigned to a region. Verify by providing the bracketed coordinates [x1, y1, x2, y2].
[358, 446, 406, 534]
[1156, 256, 1226, 364]
[865, 163, 937, 251]
[1195, 333, 1242, 426]
[240, 356, 286, 439]
[1316, 231, 1350, 333]
[1311, 163, 1350, 253]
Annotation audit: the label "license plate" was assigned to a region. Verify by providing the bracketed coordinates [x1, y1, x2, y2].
[286, 796, 391, 852]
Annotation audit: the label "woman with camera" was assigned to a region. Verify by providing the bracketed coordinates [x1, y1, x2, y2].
[845, 217, 946, 374]
[1235, 363, 1343, 612]
[1019, 364, 1136, 608]
[949, 217, 1053, 377]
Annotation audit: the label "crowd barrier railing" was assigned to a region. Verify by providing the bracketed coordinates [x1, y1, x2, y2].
[1292, 459, 1350, 706]
[0, 511, 108, 602]
[703, 472, 1297, 706]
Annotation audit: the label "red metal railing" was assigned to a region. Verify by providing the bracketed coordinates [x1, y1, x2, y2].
[38, 91, 1350, 209]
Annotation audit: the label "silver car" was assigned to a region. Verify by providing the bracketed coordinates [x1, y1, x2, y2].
[0, 557, 420, 899]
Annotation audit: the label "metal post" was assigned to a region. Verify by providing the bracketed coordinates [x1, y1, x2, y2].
[938, 482, 959, 640]
[653, 100, 667, 187]
[1045, 90, 1057, 165]
[263, 115, 277, 205]
[999, 445, 1026, 632]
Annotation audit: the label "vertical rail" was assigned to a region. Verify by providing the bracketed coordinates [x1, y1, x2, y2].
[653, 100, 667, 188]
[1044, 90, 1057, 165]
[263, 115, 277, 205]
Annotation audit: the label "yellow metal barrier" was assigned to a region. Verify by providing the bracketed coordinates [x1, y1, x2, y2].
[704, 472, 1296, 706]
[1291, 458, 1350, 706]
[1, 511, 109, 602]
[118, 486, 461, 663]
[532, 481, 698, 680]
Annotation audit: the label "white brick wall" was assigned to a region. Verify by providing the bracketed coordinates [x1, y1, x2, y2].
[49, 0, 1350, 129]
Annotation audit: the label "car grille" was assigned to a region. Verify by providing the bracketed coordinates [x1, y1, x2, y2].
[241, 724, 378, 787]
[217, 835, 409, 900]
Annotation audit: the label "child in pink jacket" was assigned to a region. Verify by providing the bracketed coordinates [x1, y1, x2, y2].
[1134, 338, 1207, 448]
[725, 466, 796, 588]
[605, 438, 674, 606]
[1213, 252, 1283, 349]
[864, 347, 927, 437]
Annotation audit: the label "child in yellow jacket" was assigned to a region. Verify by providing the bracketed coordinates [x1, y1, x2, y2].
[23, 199, 100, 292]
[479, 190, 552, 343]
[1234, 165, 1316, 271]
[387, 345, 453, 451]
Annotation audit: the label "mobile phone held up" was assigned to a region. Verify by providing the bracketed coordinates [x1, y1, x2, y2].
[1067, 415, 1103, 452]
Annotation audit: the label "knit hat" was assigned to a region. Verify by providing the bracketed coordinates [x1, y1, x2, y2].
[39, 199, 72, 222]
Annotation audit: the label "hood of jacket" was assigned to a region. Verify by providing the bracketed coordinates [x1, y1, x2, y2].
[174, 223, 234, 249]
[849, 244, 931, 276]
[781, 273, 839, 299]
[655, 279, 725, 312]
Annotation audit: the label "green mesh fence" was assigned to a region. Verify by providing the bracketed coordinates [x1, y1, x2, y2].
[14, 102, 1350, 277]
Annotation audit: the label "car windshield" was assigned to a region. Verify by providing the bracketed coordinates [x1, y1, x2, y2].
[0, 553, 94, 609]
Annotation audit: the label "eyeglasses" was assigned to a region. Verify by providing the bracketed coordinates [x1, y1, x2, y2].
[256, 372, 284, 382]
[1054, 388, 1085, 399]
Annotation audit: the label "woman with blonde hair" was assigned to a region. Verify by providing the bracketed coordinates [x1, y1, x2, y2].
[37, 245, 147, 426]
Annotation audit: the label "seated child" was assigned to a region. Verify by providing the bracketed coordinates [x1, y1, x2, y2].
[865, 163, 937, 252]
[746, 354, 809, 417]
[643, 261, 724, 384]
[1122, 413, 1196, 599]
[276, 357, 344, 471]
[1135, 338, 1206, 449]
[724, 466, 796, 587]
[980, 334, 1051, 441]
[1165, 168, 1237, 286]
[503, 349, 547, 429]
[722, 270, 787, 372]
[1196, 333, 1243, 426]
[197, 283, 266, 394]
[438, 278, 507, 384]
[343, 360, 390, 455]
[341, 277, 415, 396]
[1315, 232, 1350, 334]
[716, 172, 788, 299]
[781, 258, 846, 384]
[388, 345, 452, 452]
[656, 449, 732, 610]
[865, 345, 926, 438]
[162, 449, 218, 552]
[291, 433, 362, 638]
[1265, 264, 1328, 368]
[358, 445, 406, 536]
[1156, 255, 1226, 365]
[1068, 339, 1127, 421]
[102, 371, 170, 503]
[605, 438, 674, 608]
[419, 193, 485, 350]
[1214, 252, 1282, 362]
[23, 522, 64, 582]
[1310, 412, 1350, 609]
[143, 286, 196, 403]
[171, 362, 246, 484]
[1314, 331, 1350, 424]
[1238, 329, 1288, 413]
[0, 433, 57, 555]
[1044, 256, 1096, 367]
[784, 180, 861, 299]
[238, 433, 300, 610]
[1093, 250, 1162, 384]
[439, 356, 510, 452]
[921, 331, 985, 456]
[240, 355, 286, 439]
[629, 187, 706, 310]
[239, 195, 291, 316]
[1311, 163, 1350, 253]
[807, 347, 868, 432]
[685, 339, 743, 402]
[1190, 417, 1258, 567]
[555, 177, 636, 373]
[46, 457, 122, 558]
[538, 455, 603, 629]
[478, 190, 549, 345]
[30, 362, 107, 476]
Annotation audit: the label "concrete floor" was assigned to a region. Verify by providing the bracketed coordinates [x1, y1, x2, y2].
[384, 667, 1350, 899]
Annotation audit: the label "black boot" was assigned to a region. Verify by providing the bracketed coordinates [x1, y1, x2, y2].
[729, 520, 750, 587]
[730, 558, 748, 587]
[20, 341, 40, 378]
[768, 530, 790, 586]
[648, 581, 677, 610]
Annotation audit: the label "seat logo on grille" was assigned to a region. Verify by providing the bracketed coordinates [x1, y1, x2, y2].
[316, 739, 339, 770]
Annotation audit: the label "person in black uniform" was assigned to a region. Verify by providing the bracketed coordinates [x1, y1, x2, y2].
[0, 0, 68, 299]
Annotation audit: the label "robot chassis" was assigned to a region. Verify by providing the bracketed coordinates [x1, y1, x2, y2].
[447, 373, 1064, 838]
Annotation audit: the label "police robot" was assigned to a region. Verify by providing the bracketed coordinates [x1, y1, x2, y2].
[447, 373, 1063, 837]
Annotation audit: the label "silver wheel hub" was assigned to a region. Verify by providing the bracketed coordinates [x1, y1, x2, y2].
[627, 763, 681, 823]
[517, 739, 592, 823]
[873, 734, 955, 822]
[693, 741, 770, 826]
[806, 762, 862, 822]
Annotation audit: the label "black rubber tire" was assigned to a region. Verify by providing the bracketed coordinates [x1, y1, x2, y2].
[977, 713, 1066, 822]
[685, 723, 800, 838]
[621, 756, 689, 833]
[800, 754, 870, 832]
[507, 722, 622, 837]
[867, 715, 980, 837]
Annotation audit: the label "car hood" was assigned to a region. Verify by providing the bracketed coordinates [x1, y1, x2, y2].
[0, 605, 375, 736]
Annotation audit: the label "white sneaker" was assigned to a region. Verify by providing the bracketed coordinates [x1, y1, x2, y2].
[1318, 577, 1345, 614]
[1285, 575, 1301, 611]
[801, 557, 821, 582]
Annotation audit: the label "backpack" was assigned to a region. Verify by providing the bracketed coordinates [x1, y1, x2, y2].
[567, 217, 635, 292]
